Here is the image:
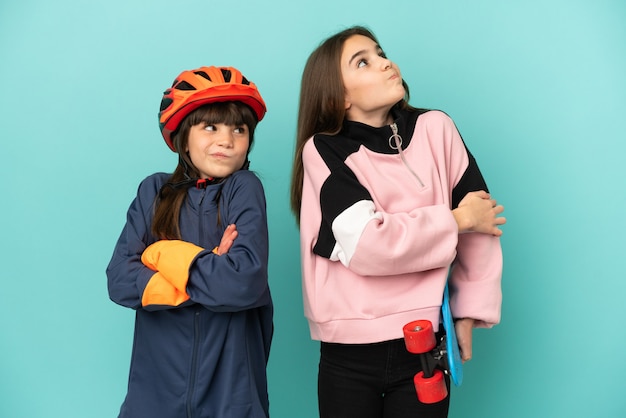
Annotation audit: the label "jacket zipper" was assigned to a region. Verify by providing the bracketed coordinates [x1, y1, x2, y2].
[389, 123, 425, 187]
[186, 187, 205, 418]
[186, 310, 201, 418]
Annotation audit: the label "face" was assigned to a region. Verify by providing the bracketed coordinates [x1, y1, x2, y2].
[340, 34, 405, 126]
[186, 122, 250, 179]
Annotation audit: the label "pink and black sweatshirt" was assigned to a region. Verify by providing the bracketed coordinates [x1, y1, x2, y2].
[299, 108, 502, 344]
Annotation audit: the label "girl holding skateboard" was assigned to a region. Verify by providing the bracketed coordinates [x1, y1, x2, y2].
[290, 26, 505, 417]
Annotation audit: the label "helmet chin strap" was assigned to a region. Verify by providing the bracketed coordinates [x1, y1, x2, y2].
[197, 159, 249, 188]
[179, 154, 195, 181]
[179, 156, 220, 189]
[161, 155, 250, 194]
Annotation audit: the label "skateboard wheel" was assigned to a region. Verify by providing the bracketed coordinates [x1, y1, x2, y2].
[414, 369, 448, 404]
[403, 320, 436, 354]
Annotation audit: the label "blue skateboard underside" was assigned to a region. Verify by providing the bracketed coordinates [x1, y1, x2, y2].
[442, 284, 463, 386]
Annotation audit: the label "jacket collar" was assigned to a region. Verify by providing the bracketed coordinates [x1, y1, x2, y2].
[340, 108, 415, 154]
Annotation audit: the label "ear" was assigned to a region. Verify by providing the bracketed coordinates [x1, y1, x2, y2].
[342, 86, 351, 110]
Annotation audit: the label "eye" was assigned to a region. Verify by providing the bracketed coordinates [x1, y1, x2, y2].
[203, 124, 216, 131]
[357, 58, 368, 68]
[233, 125, 247, 134]
[378, 49, 387, 59]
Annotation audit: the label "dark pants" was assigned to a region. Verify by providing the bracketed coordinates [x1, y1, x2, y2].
[318, 338, 450, 418]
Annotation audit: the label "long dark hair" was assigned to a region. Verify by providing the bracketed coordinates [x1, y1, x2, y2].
[152, 101, 258, 239]
[289, 26, 414, 224]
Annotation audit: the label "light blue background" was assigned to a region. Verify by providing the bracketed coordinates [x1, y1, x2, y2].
[1, 1, 625, 417]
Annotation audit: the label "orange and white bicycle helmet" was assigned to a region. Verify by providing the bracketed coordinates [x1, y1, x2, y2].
[158, 66, 267, 151]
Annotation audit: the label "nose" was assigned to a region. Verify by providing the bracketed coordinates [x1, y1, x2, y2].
[216, 130, 234, 147]
[381, 56, 392, 70]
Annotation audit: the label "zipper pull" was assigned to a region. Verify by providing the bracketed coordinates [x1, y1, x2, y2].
[389, 123, 402, 150]
[389, 122, 425, 187]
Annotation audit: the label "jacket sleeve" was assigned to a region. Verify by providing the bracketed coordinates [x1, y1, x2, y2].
[186, 173, 271, 312]
[446, 117, 502, 328]
[106, 176, 164, 310]
[342, 202, 459, 276]
[141, 271, 191, 309]
[449, 233, 502, 328]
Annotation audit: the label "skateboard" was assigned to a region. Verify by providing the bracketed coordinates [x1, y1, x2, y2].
[402, 284, 463, 404]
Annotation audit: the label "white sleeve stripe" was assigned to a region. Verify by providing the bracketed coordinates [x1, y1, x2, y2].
[329, 200, 382, 267]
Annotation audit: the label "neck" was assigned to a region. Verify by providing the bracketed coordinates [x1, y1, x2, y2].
[345, 108, 394, 128]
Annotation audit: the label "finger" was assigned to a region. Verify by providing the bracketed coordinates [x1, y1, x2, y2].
[457, 336, 472, 363]
[457, 336, 472, 362]
[215, 240, 232, 256]
[221, 226, 238, 242]
[461, 347, 473, 363]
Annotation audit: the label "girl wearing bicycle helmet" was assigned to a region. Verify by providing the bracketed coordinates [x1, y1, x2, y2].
[290, 27, 505, 418]
[107, 66, 273, 418]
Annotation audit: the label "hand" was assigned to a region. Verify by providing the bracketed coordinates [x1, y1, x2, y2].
[454, 318, 475, 363]
[214, 224, 238, 256]
[453, 191, 506, 236]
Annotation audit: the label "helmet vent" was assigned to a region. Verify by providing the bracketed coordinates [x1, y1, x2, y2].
[175, 81, 196, 91]
[195, 71, 211, 81]
[160, 97, 173, 111]
[221, 69, 232, 82]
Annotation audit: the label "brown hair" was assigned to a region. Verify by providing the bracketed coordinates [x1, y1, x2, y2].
[289, 26, 414, 224]
[152, 101, 258, 239]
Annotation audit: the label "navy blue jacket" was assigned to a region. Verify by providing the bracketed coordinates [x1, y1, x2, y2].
[107, 170, 273, 418]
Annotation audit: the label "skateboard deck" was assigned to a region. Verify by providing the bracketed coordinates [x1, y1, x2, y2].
[402, 283, 463, 403]
[441, 284, 463, 386]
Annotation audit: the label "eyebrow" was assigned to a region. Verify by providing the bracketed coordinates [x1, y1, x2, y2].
[348, 49, 367, 65]
[348, 44, 382, 65]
